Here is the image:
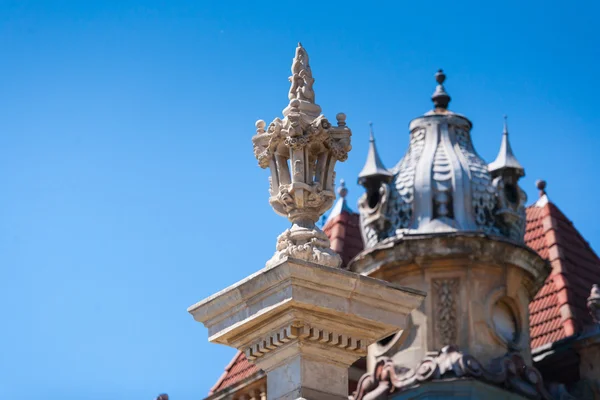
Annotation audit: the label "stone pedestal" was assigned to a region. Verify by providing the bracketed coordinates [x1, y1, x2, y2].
[188, 258, 425, 400]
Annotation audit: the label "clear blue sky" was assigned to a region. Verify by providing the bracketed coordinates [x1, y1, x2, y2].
[1, 1, 598, 399]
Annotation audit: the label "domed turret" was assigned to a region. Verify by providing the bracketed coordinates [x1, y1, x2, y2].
[358, 71, 527, 248]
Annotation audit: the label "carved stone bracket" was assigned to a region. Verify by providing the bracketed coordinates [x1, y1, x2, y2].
[351, 346, 558, 400]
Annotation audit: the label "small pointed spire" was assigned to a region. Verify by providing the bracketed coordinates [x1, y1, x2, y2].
[325, 179, 353, 224]
[358, 123, 392, 186]
[288, 42, 315, 104]
[432, 69, 451, 110]
[488, 115, 525, 177]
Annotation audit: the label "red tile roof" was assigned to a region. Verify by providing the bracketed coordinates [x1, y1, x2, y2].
[209, 351, 260, 395]
[323, 211, 363, 268]
[527, 198, 600, 349]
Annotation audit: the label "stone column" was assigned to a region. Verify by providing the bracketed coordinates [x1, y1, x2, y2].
[189, 258, 424, 400]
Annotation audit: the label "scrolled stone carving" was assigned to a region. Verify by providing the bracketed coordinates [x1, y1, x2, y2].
[351, 346, 558, 400]
[588, 284, 600, 323]
[252, 44, 352, 268]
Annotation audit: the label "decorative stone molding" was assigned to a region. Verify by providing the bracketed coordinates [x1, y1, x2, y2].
[351, 346, 558, 400]
[432, 278, 459, 348]
[349, 233, 549, 299]
[588, 284, 600, 323]
[252, 43, 352, 268]
[244, 322, 367, 362]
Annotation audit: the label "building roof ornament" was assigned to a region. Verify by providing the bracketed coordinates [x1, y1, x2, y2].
[431, 69, 451, 110]
[358, 123, 393, 186]
[252, 43, 352, 267]
[325, 179, 353, 224]
[588, 284, 600, 324]
[351, 346, 570, 400]
[488, 116, 525, 176]
[534, 180, 549, 207]
[358, 71, 528, 248]
[288, 43, 315, 103]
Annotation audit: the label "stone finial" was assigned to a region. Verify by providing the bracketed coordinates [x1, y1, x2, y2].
[326, 179, 353, 224]
[252, 44, 352, 267]
[338, 179, 348, 198]
[588, 284, 600, 323]
[432, 69, 451, 109]
[536, 180, 547, 197]
[534, 180, 549, 208]
[288, 42, 315, 104]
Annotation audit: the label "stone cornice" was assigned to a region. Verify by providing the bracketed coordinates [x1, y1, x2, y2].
[189, 257, 425, 378]
[189, 257, 425, 340]
[349, 233, 550, 298]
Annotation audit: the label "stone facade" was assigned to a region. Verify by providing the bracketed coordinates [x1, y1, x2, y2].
[349, 234, 548, 372]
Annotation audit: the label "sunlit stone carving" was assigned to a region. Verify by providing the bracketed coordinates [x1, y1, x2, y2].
[252, 43, 352, 267]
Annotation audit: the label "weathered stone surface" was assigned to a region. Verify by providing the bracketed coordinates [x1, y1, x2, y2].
[349, 234, 549, 375]
[252, 43, 352, 268]
[189, 257, 425, 400]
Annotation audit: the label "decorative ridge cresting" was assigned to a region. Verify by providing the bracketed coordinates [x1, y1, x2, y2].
[350, 346, 573, 400]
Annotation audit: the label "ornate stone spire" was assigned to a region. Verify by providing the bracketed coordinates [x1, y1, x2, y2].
[588, 284, 600, 323]
[358, 123, 392, 186]
[432, 69, 451, 110]
[252, 44, 352, 267]
[284, 43, 321, 118]
[488, 116, 525, 176]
